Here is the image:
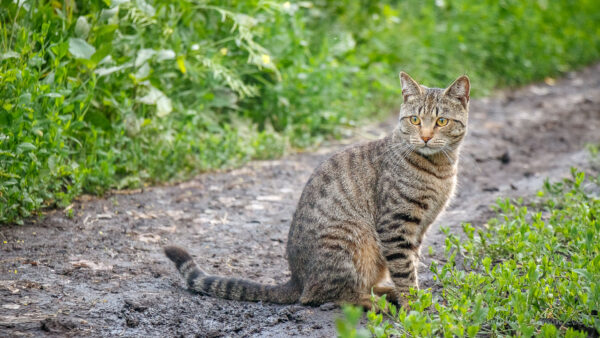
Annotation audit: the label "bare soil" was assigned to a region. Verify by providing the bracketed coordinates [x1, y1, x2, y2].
[2, 64, 600, 337]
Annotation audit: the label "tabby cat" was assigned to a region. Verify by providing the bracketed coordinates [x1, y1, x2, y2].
[165, 72, 470, 307]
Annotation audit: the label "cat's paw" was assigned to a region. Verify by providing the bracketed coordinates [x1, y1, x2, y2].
[388, 289, 411, 310]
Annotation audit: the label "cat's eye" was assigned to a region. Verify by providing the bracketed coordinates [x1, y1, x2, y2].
[436, 117, 448, 127]
[409, 116, 421, 125]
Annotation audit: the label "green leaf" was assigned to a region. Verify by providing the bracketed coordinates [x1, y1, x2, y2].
[17, 142, 37, 152]
[177, 55, 186, 74]
[467, 325, 479, 337]
[84, 110, 111, 130]
[0, 51, 19, 60]
[95, 64, 131, 77]
[75, 16, 90, 38]
[138, 86, 172, 117]
[156, 49, 175, 61]
[156, 96, 172, 117]
[540, 323, 558, 337]
[68, 37, 96, 60]
[135, 49, 155, 67]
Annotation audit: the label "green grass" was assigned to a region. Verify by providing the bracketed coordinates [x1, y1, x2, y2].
[1, 0, 600, 224]
[337, 169, 600, 337]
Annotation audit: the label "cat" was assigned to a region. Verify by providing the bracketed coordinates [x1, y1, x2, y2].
[165, 72, 470, 307]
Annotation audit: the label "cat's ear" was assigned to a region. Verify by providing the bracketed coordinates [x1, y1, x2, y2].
[444, 75, 470, 109]
[399, 72, 423, 103]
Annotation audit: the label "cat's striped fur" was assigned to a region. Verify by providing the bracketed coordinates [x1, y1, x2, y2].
[165, 72, 470, 307]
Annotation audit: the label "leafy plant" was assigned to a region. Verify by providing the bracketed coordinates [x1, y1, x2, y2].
[341, 169, 600, 337]
[2, 0, 600, 224]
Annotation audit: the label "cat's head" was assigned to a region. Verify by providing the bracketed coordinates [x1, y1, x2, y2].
[396, 72, 470, 155]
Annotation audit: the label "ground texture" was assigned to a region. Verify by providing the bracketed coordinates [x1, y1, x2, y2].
[2, 64, 600, 337]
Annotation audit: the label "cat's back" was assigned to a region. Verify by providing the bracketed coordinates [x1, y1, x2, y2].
[295, 137, 388, 221]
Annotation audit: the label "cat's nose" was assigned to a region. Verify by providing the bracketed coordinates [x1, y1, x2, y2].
[421, 136, 432, 143]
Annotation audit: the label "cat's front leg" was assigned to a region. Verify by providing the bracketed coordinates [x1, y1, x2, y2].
[385, 248, 418, 308]
[377, 224, 420, 308]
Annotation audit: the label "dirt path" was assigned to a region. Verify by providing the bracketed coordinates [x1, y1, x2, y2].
[2, 64, 600, 337]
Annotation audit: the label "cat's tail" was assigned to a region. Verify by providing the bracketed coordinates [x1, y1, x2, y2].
[164, 246, 300, 304]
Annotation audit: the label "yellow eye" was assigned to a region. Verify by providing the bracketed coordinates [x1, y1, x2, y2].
[436, 117, 448, 127]
[410, 116, 421, 125]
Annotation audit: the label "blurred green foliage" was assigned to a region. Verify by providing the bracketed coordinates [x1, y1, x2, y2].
[1, 0, 600, 224]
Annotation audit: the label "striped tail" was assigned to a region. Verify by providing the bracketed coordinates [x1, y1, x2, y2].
[164, 246, 300, 304]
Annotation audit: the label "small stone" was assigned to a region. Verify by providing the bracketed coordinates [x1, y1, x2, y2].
[265, 316, 279, 326]
[319, 302, 337, 311]
[498, 151, 511, 164]
[41, 316, 78, 333]
[126, 315, 139, 328]
[291, 309, 311, 322]
[124, 299, 147, 312]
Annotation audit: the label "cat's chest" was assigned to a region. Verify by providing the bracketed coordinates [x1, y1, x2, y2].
[379, 171, 456, 224]
[421, 176, 455, 216]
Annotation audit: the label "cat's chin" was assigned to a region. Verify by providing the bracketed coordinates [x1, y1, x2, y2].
[416, 146, 442, 156]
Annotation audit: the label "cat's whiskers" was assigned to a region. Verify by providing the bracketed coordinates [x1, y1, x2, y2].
[393, 143, 416, 162]
[402, 144, 417, 161]
[440, 148, 455, 166]
[376, 142, 412, 163]
[376, 143, 416, 172]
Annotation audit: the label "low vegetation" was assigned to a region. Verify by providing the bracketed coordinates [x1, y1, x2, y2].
[2, 0, 600, 223]
[337, 169, 600, 337]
